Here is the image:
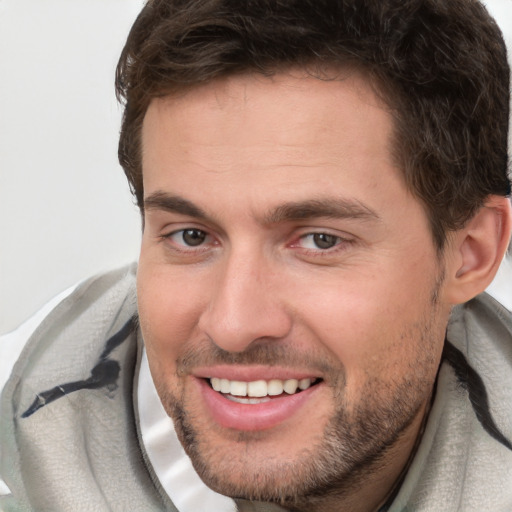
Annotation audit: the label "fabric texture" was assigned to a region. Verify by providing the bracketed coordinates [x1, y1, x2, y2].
[0, 265, 177, 512]
[1, 266, 511, 511]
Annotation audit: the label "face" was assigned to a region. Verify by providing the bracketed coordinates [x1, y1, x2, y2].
[137, 72, 450, 508]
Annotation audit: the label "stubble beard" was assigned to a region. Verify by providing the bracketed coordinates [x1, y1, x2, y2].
[160, 364, 434, 511]
[154, 277, 445, 510]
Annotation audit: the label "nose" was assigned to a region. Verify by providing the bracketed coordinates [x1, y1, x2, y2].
[198, 250, 292, 353]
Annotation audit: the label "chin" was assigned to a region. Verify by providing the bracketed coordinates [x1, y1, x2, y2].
[162, 384, 424, 507]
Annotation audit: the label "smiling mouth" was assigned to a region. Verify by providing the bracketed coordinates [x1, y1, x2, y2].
[207, 377, 321, 404]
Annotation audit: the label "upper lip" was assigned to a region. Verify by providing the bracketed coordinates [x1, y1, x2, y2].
[192, 365, 321, 382]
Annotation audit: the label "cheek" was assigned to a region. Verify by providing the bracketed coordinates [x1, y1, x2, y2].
[137, 264, 205, 371]
[296, 269, 440, 382]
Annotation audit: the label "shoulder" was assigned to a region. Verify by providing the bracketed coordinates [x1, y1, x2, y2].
[0, 264, 138, 386]
[0, 264, 139, 424]
[0, 262, 172, 510]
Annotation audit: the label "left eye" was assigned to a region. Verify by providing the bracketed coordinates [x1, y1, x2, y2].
[168, 228, 210, 247]
[299, 233, 341, 250]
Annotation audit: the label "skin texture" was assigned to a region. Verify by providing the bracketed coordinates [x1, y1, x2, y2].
[137, 71, 462, 512]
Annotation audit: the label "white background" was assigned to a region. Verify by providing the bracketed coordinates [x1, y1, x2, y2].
[0, 0, 144, 333]
[1, 0, 511, 334]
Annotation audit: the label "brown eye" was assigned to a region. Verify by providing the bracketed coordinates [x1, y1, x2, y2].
[312, 233, 339, 249]
[182, 229, 207, 246]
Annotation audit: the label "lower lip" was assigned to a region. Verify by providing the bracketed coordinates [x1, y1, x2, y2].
[196, 378, 321, 431]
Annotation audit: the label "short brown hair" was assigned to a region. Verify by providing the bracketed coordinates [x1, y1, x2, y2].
[116, 0, 511, 249]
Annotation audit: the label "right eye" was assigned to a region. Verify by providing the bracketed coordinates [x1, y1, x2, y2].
[165, 228, 213, 248]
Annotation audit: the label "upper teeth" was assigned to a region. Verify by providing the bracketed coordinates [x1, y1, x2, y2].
[209, 377, 315, 397]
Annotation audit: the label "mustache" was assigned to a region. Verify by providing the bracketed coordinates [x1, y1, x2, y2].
[176, 337, 345, 381]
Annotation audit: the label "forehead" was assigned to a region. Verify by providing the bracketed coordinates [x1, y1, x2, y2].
[141, 71, 397, 191]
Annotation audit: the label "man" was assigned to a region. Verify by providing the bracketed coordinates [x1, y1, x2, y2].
[1, 0, 511, 511]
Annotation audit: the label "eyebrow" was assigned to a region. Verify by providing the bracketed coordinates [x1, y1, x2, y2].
[144, 191, 380, 225]
[263, 198, 381, 224]
[144, 192, 208, 220]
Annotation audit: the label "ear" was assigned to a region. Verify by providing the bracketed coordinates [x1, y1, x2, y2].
[443, 196, 512, 305]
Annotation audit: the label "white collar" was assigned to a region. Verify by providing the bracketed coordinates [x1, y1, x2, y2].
[137, 348, 236, 512]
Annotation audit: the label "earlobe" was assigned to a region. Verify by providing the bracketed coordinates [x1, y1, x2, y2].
[444, 196, 512, 305]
